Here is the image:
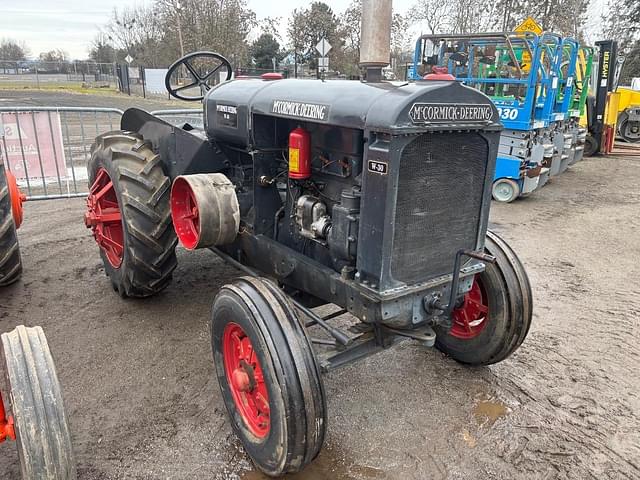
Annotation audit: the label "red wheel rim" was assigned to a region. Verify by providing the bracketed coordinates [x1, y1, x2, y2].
[84, 168, 124, 268]
[5, 169, 25, 229]
[170, 177, 200, 250]
[450, 276, 489, 339]
[222, 322, 270, 438]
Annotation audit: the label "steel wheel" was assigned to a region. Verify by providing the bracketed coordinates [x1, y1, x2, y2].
[450, 276, 489, 339]
[85, 167, 123, 268]
[222, 322, 270, 438]
[211, 276, 326, 476]
[492, 178, 520, 203]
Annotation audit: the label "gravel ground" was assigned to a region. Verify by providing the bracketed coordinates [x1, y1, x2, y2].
[0, 91, 639, 479]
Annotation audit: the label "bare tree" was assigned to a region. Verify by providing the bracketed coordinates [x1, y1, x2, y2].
[0, 38, 30, 61]
[408, 0, 452, 35]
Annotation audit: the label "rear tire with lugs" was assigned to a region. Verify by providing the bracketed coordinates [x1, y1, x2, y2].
[0, 163, 22, 286]
[86, 131, 177, 297]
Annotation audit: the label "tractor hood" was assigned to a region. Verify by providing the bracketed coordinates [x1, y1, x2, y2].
[204, 78, 501, 147]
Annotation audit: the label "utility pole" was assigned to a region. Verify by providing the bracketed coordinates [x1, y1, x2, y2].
[175, 1, 185, 58]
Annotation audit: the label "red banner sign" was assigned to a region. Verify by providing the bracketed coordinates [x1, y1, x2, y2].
[1, 112, 67, 180]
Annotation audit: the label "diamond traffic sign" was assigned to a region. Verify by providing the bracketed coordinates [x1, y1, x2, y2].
[514, 16, 543, 35]
[316, 38, 332, 57]
[125, 54, 133, 64]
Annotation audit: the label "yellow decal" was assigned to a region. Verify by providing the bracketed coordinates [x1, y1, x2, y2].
[289, 148, 300, 172]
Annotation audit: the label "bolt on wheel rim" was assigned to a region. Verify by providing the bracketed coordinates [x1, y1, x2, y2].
[222, 322, 270, 438]
[84, 168, 124, 268]
[494, 182, 514, 202]
[450, 276, 489, 339]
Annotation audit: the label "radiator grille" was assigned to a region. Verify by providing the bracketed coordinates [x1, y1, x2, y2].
[390, 132, 488, 284]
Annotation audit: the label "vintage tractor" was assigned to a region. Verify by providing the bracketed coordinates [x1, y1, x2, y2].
[84, 0, 532, 475]
[1, 154, 75, 479]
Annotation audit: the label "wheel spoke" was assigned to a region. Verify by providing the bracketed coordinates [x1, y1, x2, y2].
[202, 62, 224, 81]
[467, 297, 488, 314]
[183, 60, 202, 81]
[174, 81, 199, 93]
[93, 179, 113, 200]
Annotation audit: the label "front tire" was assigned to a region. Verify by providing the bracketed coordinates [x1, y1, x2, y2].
[211, 277, 326, 476]
[0, 163, 22, 286]
[1, 326, 76, 479]
[434, 230, 533, 365]
[492, 178, 520, 203]
[86, 131, 177, 297]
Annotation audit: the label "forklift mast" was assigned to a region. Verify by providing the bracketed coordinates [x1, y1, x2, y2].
[590, 40, 617, 151]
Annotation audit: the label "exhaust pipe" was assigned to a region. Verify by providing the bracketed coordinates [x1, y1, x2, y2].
[360, 0, 392, 82]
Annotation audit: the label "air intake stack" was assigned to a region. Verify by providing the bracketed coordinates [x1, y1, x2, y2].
[359, 0, 392, 82]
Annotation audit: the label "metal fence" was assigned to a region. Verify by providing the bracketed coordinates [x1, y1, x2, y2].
[0, 61, 118, 89]
[0, 107, 202, 200]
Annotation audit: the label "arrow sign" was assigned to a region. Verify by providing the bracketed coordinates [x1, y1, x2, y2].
[316, 38, 332, 57]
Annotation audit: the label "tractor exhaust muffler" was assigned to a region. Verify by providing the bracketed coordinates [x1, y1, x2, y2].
[360, 0, 392, 82]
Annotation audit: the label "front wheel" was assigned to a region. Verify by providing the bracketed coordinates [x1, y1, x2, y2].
[492, 178, 520, 203]
[434, 230, 533, 365]
[1, 326, 76, 479]
[211, 277, 326, 476]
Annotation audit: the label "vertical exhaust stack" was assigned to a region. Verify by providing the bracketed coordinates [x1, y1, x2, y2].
[360, 0, 392, 82]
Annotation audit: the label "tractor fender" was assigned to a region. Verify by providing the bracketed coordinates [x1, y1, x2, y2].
[120, 107, 228, 180]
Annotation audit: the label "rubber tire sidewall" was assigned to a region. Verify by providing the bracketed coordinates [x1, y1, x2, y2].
[434, 260, 510, 364]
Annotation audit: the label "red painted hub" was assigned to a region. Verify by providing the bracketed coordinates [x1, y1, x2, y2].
[84, 168, 124, 268]
[170, 178, 200, 250]
[222, 322, 270, 438]
[450, 276, 489, 339]
[6, 169, 26, 229]
[0, 392, 16, 443]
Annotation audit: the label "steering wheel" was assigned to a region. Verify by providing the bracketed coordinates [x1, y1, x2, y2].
[165, 51, 233, 101]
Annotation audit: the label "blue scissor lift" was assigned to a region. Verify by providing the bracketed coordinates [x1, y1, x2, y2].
[411, 32, 560, 202]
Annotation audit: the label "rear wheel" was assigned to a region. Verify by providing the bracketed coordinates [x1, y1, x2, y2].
[0, 164, 22, 286]
[211, 277, 326, 476]
[85, 131, 177, 297]
[1, 326, 76, 479]
[434, 230, 532, 365]
[492, 178, 520, 203]
[619, 118, 640, 143]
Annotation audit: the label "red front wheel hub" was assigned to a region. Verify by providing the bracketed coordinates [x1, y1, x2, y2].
[0, 392, 16, 443]
[222, 323, 270, 438]
[84, 168, 124, 268]
[450, 276, 489, 339]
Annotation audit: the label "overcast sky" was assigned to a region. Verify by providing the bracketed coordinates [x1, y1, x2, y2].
[0, 0, 605, 60]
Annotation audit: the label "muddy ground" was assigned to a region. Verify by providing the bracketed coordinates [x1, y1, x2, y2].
[1, 90, 639, 480]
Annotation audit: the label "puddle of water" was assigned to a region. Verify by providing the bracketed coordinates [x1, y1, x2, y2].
[473, 396, 509, 426]
[241, 443, 386, 480]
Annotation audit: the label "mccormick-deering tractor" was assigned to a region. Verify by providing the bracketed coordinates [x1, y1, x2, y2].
[84, 0, 533, 475]
[1, 153, 75, 478]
